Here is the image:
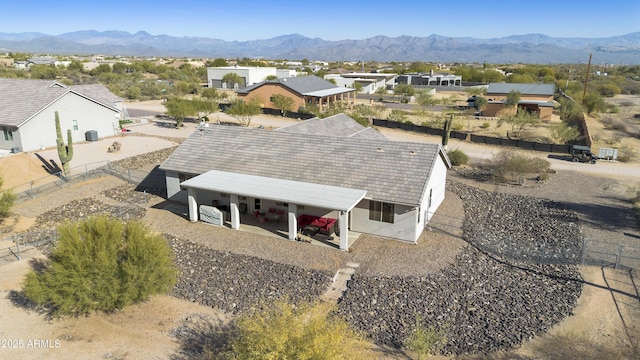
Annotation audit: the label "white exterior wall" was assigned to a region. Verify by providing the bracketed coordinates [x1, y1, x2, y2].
[276, 69, 297, 78]
[207, 67, 278, 88]
[165, 171, 187, 203]
[415, 156, 448, 239]
[350, 200, 419, 243]
[15, 92, 119, 152]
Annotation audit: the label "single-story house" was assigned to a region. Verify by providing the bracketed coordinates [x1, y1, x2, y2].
[324, 72, 397, 94]
[159, 116, 451, 251]
[207, 66, 297, 89]
[0, 79, 122, 152]
[482, 83, 555, 120]
[236, 76, 357, 112]
[396, 70, 462, 87]
[275, 113, 387, 140]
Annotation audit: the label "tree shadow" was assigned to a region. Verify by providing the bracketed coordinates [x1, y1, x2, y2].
[169, 314, 236, 360]
[561, 197, 639, 234]
[34, 153, 62, 175]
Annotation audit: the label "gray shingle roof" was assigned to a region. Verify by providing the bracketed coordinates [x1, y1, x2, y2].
[0, 79, 120, 128]
[71, 84, 123, 107]
[487, 83, 555, 96]
[160, 125, 446, 206]
[275, 113, 387, 140]
[238, 75, 354, 97]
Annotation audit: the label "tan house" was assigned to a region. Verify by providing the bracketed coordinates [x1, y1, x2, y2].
[236, 76, 357, 111]
[483, 83, 555, 121]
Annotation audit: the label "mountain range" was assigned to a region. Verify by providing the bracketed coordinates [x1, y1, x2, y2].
[1, 30, 639, 64]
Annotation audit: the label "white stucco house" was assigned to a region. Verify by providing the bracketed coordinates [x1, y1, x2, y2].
[207, 66, 297, 89]
[324, 72, 397, 94]
[0, 79, 123, 153]
[159, 114, 451, 251]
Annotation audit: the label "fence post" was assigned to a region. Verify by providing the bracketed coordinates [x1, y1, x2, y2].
[15, 239, 21, 261]
[144, 190, 147, 207]
[615, 244, 625, 269]
[581, 238, 588, 265]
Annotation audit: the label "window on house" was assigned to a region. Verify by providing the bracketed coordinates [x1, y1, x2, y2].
[220, 193, 229, 198]
[2, 127, 12, 141]
[254, 198, 261, 211]
[72, 120, 78, 131]
[276, 201, 288, 207]
[369, 201, 394, 223]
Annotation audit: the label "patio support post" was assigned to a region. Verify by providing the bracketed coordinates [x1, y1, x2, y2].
[339, 211, 349, 251]
[187, 188, 198, 222]
[230, 194, 240, 229]
[288, 203, 298, 240]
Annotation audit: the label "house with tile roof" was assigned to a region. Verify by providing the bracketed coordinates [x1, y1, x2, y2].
[159, 118, 451, 250]
[482, 83, 556, 120]
[0, 79, 122, 152]
[236, 76, 357, 112]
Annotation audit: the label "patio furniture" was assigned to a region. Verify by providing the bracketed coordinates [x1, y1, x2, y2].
[297, 214, 336, 235]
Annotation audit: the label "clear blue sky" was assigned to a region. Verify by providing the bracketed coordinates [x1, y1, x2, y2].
[2, 0, 638, 40]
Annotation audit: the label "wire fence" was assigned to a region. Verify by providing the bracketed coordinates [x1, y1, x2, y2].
[11, 161, 154, 203]
[467, 236, 640, 273]
[0, 196, 148, 263]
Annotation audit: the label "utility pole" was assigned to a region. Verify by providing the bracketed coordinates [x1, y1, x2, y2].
[581, 53, 592, 103]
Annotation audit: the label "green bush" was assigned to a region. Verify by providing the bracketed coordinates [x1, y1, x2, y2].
[227, 300, 373, 359]
[404, 320, 447, 359]
[447, 149, 469, 166]
[23, 216, 177, 316]
[0, 175, 15, 219]
[481, 122, 491, 129]
[484, 150, 550, 182]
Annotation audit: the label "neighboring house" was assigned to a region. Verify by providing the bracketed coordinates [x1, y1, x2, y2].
[207, 66, 297, 89]
[482, 83, 555, 120]
[236, 76, 357, 111]
[159, 116, 451, 251]
[396, 70, 462, 87]
[324, 72, 397, 94]
[0, 79, 122, 152]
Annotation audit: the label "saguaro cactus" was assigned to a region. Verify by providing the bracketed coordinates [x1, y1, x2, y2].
[441, 115, 453, 150]
[55, 111, 73, 176]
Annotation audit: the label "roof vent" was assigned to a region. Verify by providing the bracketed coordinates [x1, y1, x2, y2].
[376, 147, 384, 153]
[409, 150, 418, 156]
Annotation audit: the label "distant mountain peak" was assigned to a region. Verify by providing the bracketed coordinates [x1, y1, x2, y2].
[0, 30, 638, 64]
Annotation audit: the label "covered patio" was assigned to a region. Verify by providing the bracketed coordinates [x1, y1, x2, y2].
[180, 170, 367, 251]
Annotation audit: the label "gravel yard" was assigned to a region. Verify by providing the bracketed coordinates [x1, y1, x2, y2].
[4, 121, 639, 356]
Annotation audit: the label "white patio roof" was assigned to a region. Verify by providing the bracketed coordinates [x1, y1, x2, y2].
[181, 170, 367, 212]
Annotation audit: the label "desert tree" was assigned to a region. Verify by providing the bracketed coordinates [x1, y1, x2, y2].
[269, 94, 295, 116]
[222, 72, 243, 89]
[226, 97, 263, 126]
[582, 92, 606, 115]
[549, 122, 580, 144]
[165, 98, 194, 128]
[416, 90, 438, 109]
[504, 90, 522, 109]
[474, 95, 488, 113]
[393, 83, 415, 103]
[23, 216, 177, 316]
[497, 107, 540, 138]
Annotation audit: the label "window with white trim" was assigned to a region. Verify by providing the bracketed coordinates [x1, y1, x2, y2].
[72, 120, 78, 131]
[2, 127, 13, 141]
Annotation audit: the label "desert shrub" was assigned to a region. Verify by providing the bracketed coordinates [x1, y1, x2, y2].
[23, 216, 177, 316]
[404, 319, 447, 359]
[619, 100, 635, 107]
[447, 149, 469, 166]
[0, 175, 15, 219]
[549, 122, 580, 144]
[480, 122, 491, 129]
[227, 300, 373, 360]
[616, 144, 638, 163]
[484, 150, 550, 182]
